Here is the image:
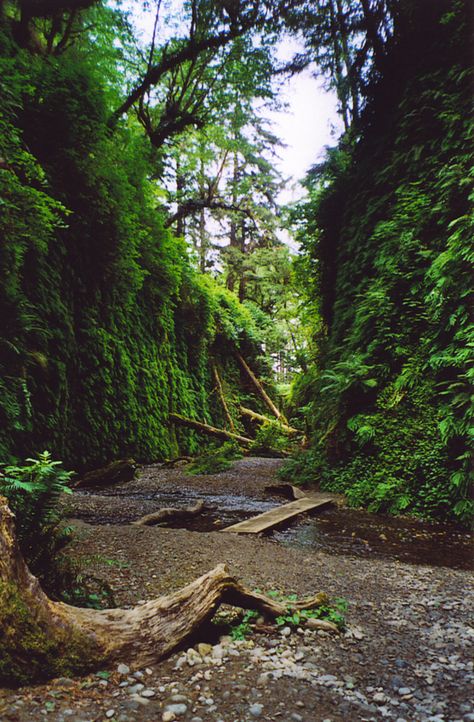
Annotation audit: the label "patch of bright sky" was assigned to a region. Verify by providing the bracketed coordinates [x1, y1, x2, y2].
[268, 39, 343, 204]
[117, 1, 342, 194]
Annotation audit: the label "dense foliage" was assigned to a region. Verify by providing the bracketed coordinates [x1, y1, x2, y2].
[0, 10, 271, 469]
[1, 0, 470, 526]
[0, 451, 74, 593]
[284, 0, 473, 522]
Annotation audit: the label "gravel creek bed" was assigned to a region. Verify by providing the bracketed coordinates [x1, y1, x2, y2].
[1, 458, 473, 722]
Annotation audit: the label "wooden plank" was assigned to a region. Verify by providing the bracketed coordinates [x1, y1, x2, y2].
[221, 497, 334, 534]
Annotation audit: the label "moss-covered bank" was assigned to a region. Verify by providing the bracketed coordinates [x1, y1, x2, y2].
[0, 26, 267, 468]
[285, 0, 473, 522]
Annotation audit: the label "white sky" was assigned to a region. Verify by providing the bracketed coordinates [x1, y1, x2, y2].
[269, 69, 342, 203]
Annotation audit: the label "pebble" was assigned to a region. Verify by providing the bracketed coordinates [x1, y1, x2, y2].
[398, 687, 412, 695]
[129, 694, 150, 706]
[128, 683, 145, 694]
[55, 677, 75, 687]
[249, 702, 264, 717]
[167, 694, 189, 704]
[164, 703, 188, 716]
[105, 711, 115, 719]
[390, 675, 404, 689]
[141, 689, 156, 698]
[291, 714, 304, 722]
[117, 664, 130, 675]
[281, 626, 291, 637]
[197, 643, 212, 657]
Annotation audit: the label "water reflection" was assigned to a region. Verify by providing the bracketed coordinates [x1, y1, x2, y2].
[273, 508, 473, 570]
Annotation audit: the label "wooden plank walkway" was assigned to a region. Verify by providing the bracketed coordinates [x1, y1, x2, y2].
[221, 496, 334, 534]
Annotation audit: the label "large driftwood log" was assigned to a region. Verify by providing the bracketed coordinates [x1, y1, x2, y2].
[239, 406, 300, 436]
[75, 459, 137, 488]
[0, 497, 328, 685]
[133, 500, 211, 526]
[170, 413, 253, 445]
[234, 351, 288, 424]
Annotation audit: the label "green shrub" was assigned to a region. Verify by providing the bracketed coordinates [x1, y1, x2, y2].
[250, 421, 291, 454]
[275, 596, 348, 631]
[187, 441, 243, 475]
[0, 451, 78, 597]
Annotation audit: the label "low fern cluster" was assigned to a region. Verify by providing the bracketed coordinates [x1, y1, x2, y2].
[186, 441, 243, 475]
[0, 451, 74, 595]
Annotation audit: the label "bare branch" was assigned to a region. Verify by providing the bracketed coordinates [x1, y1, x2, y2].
[108, 16, 257, 128]
[165, 199, 254, 228]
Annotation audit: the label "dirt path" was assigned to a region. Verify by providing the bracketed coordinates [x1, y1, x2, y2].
[1, 458, 472, 722]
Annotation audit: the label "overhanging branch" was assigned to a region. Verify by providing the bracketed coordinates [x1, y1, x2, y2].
[165, 199, 254, 228]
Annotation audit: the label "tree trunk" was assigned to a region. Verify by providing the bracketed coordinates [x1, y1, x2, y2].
[239, 406, 299, 436]
[169, 412, 252, 445]
[133, 500, 212, 526]
[75, 459, 137, 488]
[0, 497, 328, 686]
[234, 351, 288, 424]
[213, 362, 236, 431]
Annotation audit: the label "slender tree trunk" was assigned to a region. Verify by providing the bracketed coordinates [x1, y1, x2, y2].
[170, 413, 252, 445]
[213, 363, 235, 431]
[198, 154, 207, 272]
[239, 406, 299, 435]
[335, 0, 360, 125]
[234, 351, 288, 424]
[238, 218, 247, 303]
[360, 0, 386, 72]
[176, 157, 186, 238]
[227, 148, 240, 292]
[329, 0, 350, 132]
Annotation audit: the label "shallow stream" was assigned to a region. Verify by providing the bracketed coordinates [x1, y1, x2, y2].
[76, 483, 473, 571]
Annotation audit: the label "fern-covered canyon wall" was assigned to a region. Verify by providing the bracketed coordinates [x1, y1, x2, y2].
[289, 0, 472, 521]
[0, 28, 265, 468]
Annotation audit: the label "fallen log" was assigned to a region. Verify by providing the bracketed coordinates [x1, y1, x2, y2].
[264, 483, 308, 500]
[239, 406, 300, 436]
[212, 363, 235, 431]
[133, 500, 211, 526]
[170, 413, 253, 446]
[75, 459, 137, 488]
[161, 456, 193, 468]
[0, 496, 328, 686]
[234, 351, 288, 424]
